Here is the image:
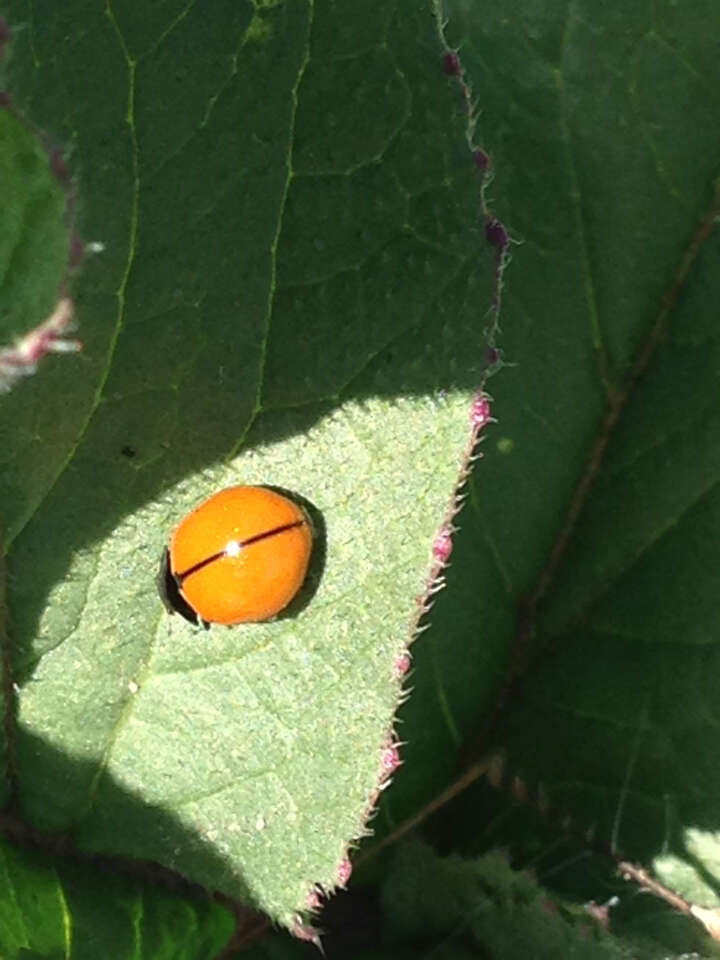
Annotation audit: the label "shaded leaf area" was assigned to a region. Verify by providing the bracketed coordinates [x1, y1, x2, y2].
[0, 834, 233, 959]
[502, 231, 720, 872]
[1, 0, 494, 933]
[425, 776, 720, 959]
[378, 839, 683, 960]
[229, 826, 720, 960]
[375, 0, 720, 926]
[241, 932, 318, 960]
[0, 104, 67, 340]
[0, 86, 76, 546]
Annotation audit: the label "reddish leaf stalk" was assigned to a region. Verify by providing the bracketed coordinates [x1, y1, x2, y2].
[0, 298, 81, 393]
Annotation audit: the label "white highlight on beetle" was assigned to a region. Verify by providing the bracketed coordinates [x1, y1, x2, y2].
[225, 540, 242, 557]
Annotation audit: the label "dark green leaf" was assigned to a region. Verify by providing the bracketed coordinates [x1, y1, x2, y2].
[0, 835, 233, 959]
[1, 0, 494, 932]
[382, 0, 720, 934]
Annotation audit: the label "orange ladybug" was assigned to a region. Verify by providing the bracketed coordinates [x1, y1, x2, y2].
[159, 485, 313, 627]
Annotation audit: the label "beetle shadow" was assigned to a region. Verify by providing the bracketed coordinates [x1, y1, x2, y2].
[156, 546, 205, 627]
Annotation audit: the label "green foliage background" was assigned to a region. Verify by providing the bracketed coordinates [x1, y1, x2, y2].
[1, 0, 720, 957]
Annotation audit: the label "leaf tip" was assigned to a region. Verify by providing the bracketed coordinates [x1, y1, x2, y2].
[290, 918, 325, 953]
